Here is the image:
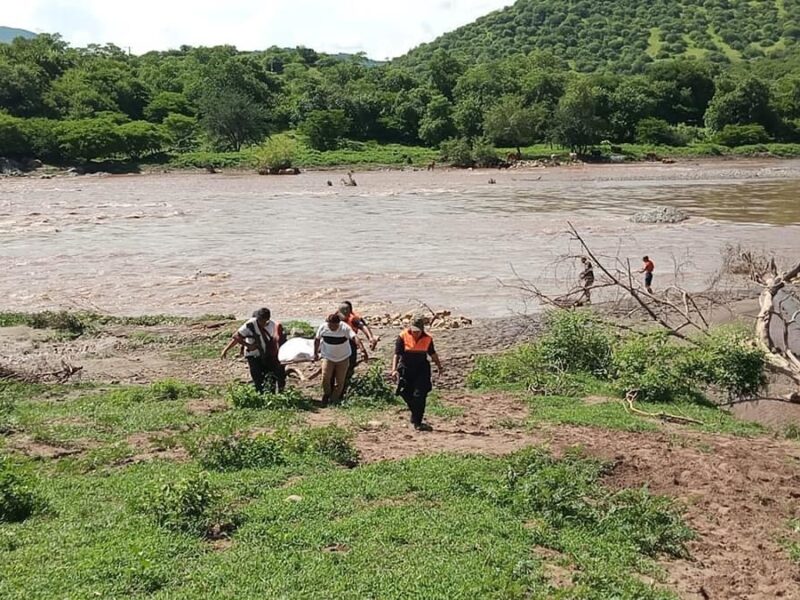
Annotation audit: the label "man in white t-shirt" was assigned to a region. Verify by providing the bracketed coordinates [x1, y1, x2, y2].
[314, 313, 364, 404]
[221, 308, 285, 393]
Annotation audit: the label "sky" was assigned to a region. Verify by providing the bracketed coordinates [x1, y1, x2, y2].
[9, 0, 513, 59]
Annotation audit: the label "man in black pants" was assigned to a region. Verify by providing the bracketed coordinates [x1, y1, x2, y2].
[390, 315, 444, 431]
[221, 308, 286, 393]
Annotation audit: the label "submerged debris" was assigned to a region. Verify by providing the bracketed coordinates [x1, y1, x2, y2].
[630, 206, 689, 224]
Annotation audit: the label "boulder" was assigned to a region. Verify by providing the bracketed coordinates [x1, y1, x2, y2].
[630, 206, 689, 224]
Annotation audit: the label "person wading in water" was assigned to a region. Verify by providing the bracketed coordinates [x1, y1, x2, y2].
[579, 256, 595, 305]
[221, 308, 286, 393]
[390, 315, 443, 432]
[640, 256, 655, 294]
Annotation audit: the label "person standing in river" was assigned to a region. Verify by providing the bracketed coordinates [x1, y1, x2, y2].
[640, 256, 655, 293]
[390, 315, 443, 432]
[578, 257, 595, 304]
[221, 308, 286, 393]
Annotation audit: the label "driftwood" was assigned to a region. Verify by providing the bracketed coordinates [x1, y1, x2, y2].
[752, 259, 800, 386]
[505, 223, 713, 343]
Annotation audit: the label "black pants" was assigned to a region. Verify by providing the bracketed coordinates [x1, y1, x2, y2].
[400, 387, 429, 426]
[247, 355, 286, 393]
[342, 340, 358, 396]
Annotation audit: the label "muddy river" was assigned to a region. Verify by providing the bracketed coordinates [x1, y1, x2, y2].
[1, 160, 799, 319]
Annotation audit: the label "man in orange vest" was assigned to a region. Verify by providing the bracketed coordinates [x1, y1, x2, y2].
[390, 315, 443, 431]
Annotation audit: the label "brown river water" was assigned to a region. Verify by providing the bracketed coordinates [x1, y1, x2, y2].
[1, 160, 799, 319]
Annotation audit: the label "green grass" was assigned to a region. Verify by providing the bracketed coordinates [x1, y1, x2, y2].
[0, 311, 235, 335]
[0, 448, 690, 599]
[525, 396, 765, 437]
[170, 141, 437, 170]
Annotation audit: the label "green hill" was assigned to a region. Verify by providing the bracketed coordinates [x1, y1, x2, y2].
[400, 0, 800, 72]
[0, 26, 36, 43]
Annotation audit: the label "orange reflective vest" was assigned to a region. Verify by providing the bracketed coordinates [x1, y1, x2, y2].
[343, 311, 364, 333]
[400, 329, 433, 353]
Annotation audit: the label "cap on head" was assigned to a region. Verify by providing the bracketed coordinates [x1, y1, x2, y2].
[408, 314, 426, 332]
[338, 302, 352, 316]
[254, 307, 271, 321]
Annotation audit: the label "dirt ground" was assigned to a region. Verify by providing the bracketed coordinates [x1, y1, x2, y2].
[3, 303, 800, 599]
[305, 391, 800, 600]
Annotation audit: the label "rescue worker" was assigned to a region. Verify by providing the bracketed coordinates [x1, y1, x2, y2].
[221, 308, 286, 393]
[338, 301, 378, 392]
[390, 315, 443, 431]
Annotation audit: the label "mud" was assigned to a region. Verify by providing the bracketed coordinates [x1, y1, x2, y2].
[338, 391, 800, 600]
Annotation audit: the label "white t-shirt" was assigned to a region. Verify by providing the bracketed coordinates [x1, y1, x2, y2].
[237, 318, 278, 358]
[315, 322, 355, 362]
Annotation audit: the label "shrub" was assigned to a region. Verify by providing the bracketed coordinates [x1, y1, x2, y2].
[194, 435, 286, 471]
[299, 110, 350, 151]
[139, 472, 237, 537]
[468, 343, 548, 390]
[538, 311, 615, 377]
[255, 133, 298, 172]
[27, 311, 86, 336]
[343, 364, 396, 407]
[471, 137, 499, 167]
[715, 124, 770, 146]
[611, 333, 693, 402]
[149, 379, 204, 401]
[0, 458, 44, 523]
[439, 137, 473, 167]
[689, 328, 766, 400]
[636, 118, 681, 146]
[286, 425, 360, 467]
[227, 383, 312, 410]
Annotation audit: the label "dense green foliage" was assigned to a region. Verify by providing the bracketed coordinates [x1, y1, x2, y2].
[469, 312, 766, 403]
[402, 0, 800, 73]
[6, 7, 800, 166]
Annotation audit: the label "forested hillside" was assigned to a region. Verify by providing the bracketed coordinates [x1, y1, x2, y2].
[401, 0, 800, 73]
[4, 4, 800, 168]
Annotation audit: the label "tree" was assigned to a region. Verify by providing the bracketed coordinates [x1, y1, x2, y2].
[704, 76, 777, 133]
[198, 88, 269, 151]
[162, 113, 198, 152]
[428, 49, 464, 100]
[299, 109, 350, 151]
[552, 79, 607, 154]
[0, 113, 29, 157]
[636, 117, 680, 145]
[144, 91, 193, 123]
[483, 95, 541, 153]
[419, 95, 456, 146]
[56, 118, 123, 162]
[116, 121, 167, 160]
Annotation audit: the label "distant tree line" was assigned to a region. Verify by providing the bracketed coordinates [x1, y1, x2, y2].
[2, 33, 800, 163]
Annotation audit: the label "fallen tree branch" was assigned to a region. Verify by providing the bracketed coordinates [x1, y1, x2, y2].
[622, 392, 704, 426]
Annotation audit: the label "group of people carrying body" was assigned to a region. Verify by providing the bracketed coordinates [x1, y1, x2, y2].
[222, 302, 443, 431]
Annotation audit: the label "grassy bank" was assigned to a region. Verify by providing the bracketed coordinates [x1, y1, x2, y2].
[164, 141, 800, 171]
[1, 378, 694, 599]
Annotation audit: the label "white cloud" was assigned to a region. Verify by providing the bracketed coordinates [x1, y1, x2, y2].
[9, 0, 512, 58]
